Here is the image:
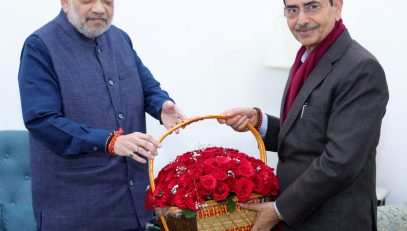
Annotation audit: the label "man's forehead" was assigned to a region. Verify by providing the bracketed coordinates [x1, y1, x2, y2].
[285, 0, 323, 6]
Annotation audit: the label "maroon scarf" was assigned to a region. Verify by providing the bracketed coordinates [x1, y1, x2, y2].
[282, 19, 346, 123]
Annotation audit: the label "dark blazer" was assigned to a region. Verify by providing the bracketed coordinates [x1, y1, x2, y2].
[264, 30, 389, 231]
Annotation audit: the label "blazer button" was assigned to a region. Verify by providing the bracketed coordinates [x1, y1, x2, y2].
[118, 113, 124, 120]
[129, 180, 134, 186]
[108, 80, 114, 86]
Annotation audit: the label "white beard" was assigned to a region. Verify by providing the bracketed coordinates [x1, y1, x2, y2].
[66, 1, 112, 39]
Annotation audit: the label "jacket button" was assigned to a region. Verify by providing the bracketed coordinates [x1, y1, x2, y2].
[129, 180, 134, 186]
[108, 80, 114, 86]
[97, 48, 102, 55]
[118, 114, 124, 119]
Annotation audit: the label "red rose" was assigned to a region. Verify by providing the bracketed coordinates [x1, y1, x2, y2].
[167, 179, 178, 190]
[213, 182, 230, 201]
[235, 177, 254, 202]
[252, 158, 265, 168]
[191, 166, 204, 179]
[234, 159, 254, 177]
[203, 147, 221, 157]
[176, 151, 193, 163]
[175, 164, 188, 176]
[269, 176, 279, 196]
[200, 175, 217, 190]
[212, 168, 228, 181]
[164, 170, 177, 183]
[197, 183, 212, 198]
[257, 168, 279, 196]
[260, 182, 272, 195]
[215, 156, 232, 170]
[144, 188, 155, 210]
[155, 171, 166, 184]
[203, 158, 217, 174]
[225, 174, 236, 190]
[179, 172, 195, 192]
[186, 192, 202, 211]
[224, 148, 239, 156]
[145, 146, 279, 210]
[153, 184, 165, 197]
[155, 192, 170, 208]
[168, 194, 176, 206]
[175, 189, 188, 209]
[251, 174, 265, 193]
[163, 161, 177, 172]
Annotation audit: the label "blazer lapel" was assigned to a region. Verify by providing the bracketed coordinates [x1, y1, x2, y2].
[278, 60, 333, 148]
[277, 29, 352, 149]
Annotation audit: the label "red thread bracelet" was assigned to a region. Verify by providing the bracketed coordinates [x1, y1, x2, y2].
[107, 128, 123, 155]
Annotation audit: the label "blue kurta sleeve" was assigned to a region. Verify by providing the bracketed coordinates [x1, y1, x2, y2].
[18, 35, 110, 155]
[120, 31, 173, 120]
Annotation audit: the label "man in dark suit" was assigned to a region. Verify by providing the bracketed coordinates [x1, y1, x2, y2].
[218, 0, 389, 230]
[18, 0, 186, 230]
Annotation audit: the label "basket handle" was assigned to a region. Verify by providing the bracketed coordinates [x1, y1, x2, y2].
[148, 114, 267, 231]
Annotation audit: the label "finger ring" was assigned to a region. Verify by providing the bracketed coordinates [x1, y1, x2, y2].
[128, 153, 134, 158]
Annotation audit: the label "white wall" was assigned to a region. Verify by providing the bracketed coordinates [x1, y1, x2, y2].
[1, 1, 406, 204]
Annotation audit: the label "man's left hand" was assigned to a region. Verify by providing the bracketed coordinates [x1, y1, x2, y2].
[240, 202, 279, 231]
[160, 100, 187, 133]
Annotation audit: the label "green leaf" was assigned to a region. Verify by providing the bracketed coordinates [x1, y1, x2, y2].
[226, 195, 236, 213]
[183, 209, 197, 219]
[226, 194, 234, 202]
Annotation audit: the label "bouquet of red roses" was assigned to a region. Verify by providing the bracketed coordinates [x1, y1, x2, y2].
[145, 147, 279, 214]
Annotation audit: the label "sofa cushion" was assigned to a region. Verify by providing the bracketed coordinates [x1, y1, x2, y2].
[377, 202, 407, 231]
[2, 204, 36, 231]
[0, 130, 37, 230]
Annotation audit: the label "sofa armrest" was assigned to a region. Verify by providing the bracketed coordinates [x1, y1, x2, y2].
[0, 203, 4, 231]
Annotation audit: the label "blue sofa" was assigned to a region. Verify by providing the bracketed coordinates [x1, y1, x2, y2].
[0, 130, 37, 231]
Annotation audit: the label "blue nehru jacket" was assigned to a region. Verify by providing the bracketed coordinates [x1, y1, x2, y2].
[18, 11, 172, 230]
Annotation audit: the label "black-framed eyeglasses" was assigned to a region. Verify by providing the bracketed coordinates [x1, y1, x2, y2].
[284, 2, 327, 20]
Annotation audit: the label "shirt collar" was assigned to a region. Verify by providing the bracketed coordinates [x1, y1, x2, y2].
[301, 50, 309, 63]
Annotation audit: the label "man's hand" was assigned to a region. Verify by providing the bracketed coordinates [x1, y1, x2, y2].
[160, 100, 187, 134]
[218, 107, 258, 132]
[113, 132, 161, 164]
[240, 202, 279, 231]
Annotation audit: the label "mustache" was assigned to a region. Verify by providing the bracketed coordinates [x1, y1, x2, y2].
[86, 13, 108, 21]
[295, 23, 319, 32]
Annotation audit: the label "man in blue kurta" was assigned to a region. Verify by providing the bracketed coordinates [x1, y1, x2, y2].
[18, 0, 186, 230]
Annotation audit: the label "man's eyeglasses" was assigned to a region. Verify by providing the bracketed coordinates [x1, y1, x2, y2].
[284, 2, 327, 20]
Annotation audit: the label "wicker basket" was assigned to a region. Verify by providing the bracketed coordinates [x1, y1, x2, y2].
[148, 115, 270, 231]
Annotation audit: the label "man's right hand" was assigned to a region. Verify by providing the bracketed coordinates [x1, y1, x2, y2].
[240, 202, 280, 231]
[218, 107, 258, 132]
[113, 132, 161, 164]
